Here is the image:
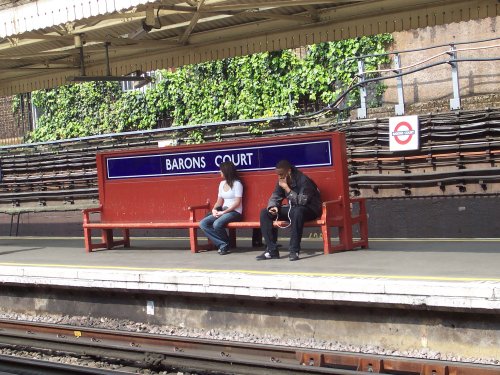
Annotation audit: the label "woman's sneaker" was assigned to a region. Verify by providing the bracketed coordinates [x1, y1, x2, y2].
[256, 250, 280, 260]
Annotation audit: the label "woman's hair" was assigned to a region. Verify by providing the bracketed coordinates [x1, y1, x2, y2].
[220, 161, 240, 188]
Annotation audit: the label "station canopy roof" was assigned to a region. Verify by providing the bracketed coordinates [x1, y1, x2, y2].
[0, 0, 498, 95]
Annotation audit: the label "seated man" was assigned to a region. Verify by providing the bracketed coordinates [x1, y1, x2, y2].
[256, 159, 322, 261]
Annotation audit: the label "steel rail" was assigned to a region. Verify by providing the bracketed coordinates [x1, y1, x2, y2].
[0, 188, 97, 200]
[0, 319, 498, 375]
[350, 174, 500, 186]
[0, 353, 129, 375]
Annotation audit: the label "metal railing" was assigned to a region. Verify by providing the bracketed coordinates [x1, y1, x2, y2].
[350, 36, 500, 118]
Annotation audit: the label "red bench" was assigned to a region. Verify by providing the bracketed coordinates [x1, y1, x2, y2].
[82, 132, 368, 254]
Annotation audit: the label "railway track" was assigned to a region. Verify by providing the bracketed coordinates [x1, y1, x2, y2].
[0, 319, 498, 374]
[0, 353, 128, 375]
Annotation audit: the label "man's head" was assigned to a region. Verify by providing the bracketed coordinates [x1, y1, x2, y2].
[275, 159, 292, 179]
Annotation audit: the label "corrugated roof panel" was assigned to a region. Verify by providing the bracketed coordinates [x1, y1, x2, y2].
[1, 0, 499, 95]
[0, 0, 158, 37]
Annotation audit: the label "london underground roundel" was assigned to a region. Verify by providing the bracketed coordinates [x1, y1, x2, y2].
[389, 115, 419, 151]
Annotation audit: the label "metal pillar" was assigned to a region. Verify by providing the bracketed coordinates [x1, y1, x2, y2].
[357, 59, 367, 119]
[394, 53, 405, 116]
[104, 42, 111, 76]
[448, 44, 461, 110]
[9, 212, 21, 236]
[74, 34, 85, 76]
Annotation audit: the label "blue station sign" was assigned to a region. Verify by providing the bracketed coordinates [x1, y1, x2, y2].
[106, 139, 332, 179]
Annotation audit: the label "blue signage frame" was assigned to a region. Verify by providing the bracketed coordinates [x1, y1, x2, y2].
[106, 139, 332, 180]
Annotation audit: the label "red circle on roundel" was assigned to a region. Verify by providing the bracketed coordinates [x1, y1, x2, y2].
[393, 121, 413, 145]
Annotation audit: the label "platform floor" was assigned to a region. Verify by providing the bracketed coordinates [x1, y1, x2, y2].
[0, 236, 499, 310]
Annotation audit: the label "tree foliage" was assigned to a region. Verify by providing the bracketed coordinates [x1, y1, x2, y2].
[28, 34, 393, 142]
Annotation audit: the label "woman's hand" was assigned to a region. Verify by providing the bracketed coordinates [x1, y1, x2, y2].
[213, 209, 227, 217]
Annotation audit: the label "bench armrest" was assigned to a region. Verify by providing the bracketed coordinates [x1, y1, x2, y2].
[187, 200, 210, 222]
[320, 198, 343, 221]
[322, 198, 343, 207]
[187, 202, 210, 211]
[82, 206, 102, 224]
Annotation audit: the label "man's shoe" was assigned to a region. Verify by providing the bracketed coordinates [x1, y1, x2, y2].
[219, 248, 230, 255]
[289, 252, 299, 261]
[256, 251, 280, 260]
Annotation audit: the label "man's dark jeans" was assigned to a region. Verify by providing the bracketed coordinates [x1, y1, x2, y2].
[259, 205, 317, 253]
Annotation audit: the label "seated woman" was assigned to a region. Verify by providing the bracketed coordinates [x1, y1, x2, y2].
[199, 161, 243, 255]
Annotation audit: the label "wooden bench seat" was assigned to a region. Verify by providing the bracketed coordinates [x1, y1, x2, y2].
[82, 132, 369, 254]
[83, 205, 203, 252]
[187, 198, 368, 254]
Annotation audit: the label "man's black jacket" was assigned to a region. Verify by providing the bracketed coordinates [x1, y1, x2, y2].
[266, 167, 322, 218]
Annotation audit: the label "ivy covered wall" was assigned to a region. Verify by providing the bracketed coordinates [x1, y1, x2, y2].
[28, 34, 393, 142]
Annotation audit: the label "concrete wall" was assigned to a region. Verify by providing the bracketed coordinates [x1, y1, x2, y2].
[1, 196, 499, 238]
[381, 16, 500, 107]
[1, 285, 499, 360]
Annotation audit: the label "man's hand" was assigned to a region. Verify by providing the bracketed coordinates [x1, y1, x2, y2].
[278, 178, 290, 192]
[268, 207, 278, 216]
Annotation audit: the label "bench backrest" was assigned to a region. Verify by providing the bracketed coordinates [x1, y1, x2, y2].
[95, 132, 349, 223]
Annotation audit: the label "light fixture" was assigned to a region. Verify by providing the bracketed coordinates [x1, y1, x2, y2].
[127, 21, 153, 39]
[128, 6, 156, 39]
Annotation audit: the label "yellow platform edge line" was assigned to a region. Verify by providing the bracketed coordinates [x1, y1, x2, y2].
[0, 262, 499, 282]
[1, 236, 499, 242]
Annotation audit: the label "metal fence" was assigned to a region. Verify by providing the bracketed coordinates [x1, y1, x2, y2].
[351, 36, 500, 118]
